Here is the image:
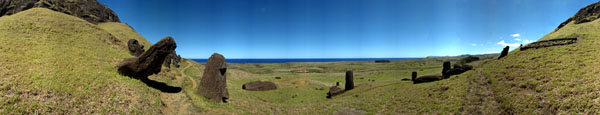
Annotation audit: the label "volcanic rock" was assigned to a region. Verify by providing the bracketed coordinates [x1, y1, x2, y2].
[127, 39, 144, 57]
[242, 81, 277, 91]
[326, 86, 344, 99]
[556, 2, 600, 31]
[117, 36, 176, 79]
[442, 61, 451, 78]
[0, 0, 120, 24]
[345, 70, 354, 91]
[197, 53, 229, 103]
[413, 74, 443, 84]
[444, 64, 473, 77]
[498, 46, 509, 59]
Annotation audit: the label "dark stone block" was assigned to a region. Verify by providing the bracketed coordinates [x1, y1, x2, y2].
[197, 53, 229, 103]
[345, 70, 354, 91]
[117, 37, 176, 79]
[498, 46, 509, 59]
[242, 81, 277, 91]
[326, 86, 344, 99]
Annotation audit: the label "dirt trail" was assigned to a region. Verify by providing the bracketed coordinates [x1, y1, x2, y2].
[159, 60, 199, 115]
[462, 68, 500, 114]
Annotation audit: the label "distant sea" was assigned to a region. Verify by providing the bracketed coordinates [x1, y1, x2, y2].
[190, 58, 422, 63]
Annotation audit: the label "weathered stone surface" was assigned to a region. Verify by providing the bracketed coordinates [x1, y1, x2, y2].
[556, 2, 600, 31]
[163, 51, 182, 68]
[326, 86, 344, 98]
[520, 38, 577, 51]
[498, 46, 509, 59]
[198, 53, 229, 103]
[411, 71, 417, 81]
[413, 74, 443, 84]
[345, 70, 354, 91]
[442, 61, 451, 78]
[445, 64, 473, 77]
[117, 37, 176, 79]
[0, 0, 120, 24]
[127, 39, 144, 57]
[242, 81, 277, 91]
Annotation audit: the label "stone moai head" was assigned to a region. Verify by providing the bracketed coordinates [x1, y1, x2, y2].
[345, 70, 354, 91]
[198, 53, 229, 103]
[412, 71, 417, 81]
[127, 39, 145, 57]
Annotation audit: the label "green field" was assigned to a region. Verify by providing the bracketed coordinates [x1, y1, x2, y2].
[3, 4, 600, 114]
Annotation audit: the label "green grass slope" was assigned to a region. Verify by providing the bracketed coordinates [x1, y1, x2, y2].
[0, 8, 163, 114]
[460, 12, 600, 114]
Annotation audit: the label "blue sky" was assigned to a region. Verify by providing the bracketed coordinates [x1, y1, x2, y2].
[98, 0, 598, 59]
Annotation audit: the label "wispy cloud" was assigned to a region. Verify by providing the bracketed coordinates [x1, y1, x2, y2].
[511, 33, 520, 37]
[524, 40, 533, 44]
[471, 43, 477, 46]
[497, 40, 520, 47]
[514, 38, 521, 41]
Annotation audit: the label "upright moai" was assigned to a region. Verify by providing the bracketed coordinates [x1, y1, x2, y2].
[498, 46, 509, 59]
[345, 70, 354, 91]
[198, 53, 229, 103]
[442, 61, 451, 78]
[412, 71, 417, 81]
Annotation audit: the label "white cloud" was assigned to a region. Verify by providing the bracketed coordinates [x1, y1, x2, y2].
[511, 33, 520, 37]
[497, 40, 520, 47]
[471, 43, 477, 46]
[514, 38, 521, 41]
[524, 40, 534, 44]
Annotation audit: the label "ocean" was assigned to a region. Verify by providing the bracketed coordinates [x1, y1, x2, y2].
[190, 58, 422, 63]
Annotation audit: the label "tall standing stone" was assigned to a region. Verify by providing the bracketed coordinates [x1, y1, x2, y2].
[345, 70, 354, 91]
[198, 53, 229, 103]
[412, 71, 417, 81]
[498, 46, 509, 59]
[442, 61, 451, 78]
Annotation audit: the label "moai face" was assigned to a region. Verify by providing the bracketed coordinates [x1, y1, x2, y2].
[127, 39, 145, 57]
[198, 53, 229, 103]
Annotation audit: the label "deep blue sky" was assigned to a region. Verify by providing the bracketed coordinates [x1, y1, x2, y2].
[98, 0, 598, 59]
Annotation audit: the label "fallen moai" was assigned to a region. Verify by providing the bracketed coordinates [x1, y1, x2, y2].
[118, 37, 176, 79]
[412, 71, 443, 84]
[442, 62, 473, 78]
[197, 53, 229, 103]
[242, 81, 277, 91]
[326, 86, 344, 99]
[520, 38, 577, 51]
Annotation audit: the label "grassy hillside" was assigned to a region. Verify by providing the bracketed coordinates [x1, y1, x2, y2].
[0, 8, 163, 114]
[461, 16, 600, 114]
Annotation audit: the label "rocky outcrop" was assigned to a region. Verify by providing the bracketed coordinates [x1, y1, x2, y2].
[520, 38, 577, 51]
[127, 39, 144, 57]
[242, 81, 277, 91]
[198, 53, 229, 103]
[345, 70, 354, 91]
[556, 2, 600, 31]
[0, 0, 120, 24]
[498, 46, 509, 59]
[117, 37, 176, 79]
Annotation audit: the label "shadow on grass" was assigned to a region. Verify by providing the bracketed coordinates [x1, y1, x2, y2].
[140, 78, 182, 93]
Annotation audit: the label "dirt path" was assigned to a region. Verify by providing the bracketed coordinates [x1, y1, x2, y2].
[181, 61, 197, 89]
[159, 60, 199, 115]
[462, 68, 500, 114]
